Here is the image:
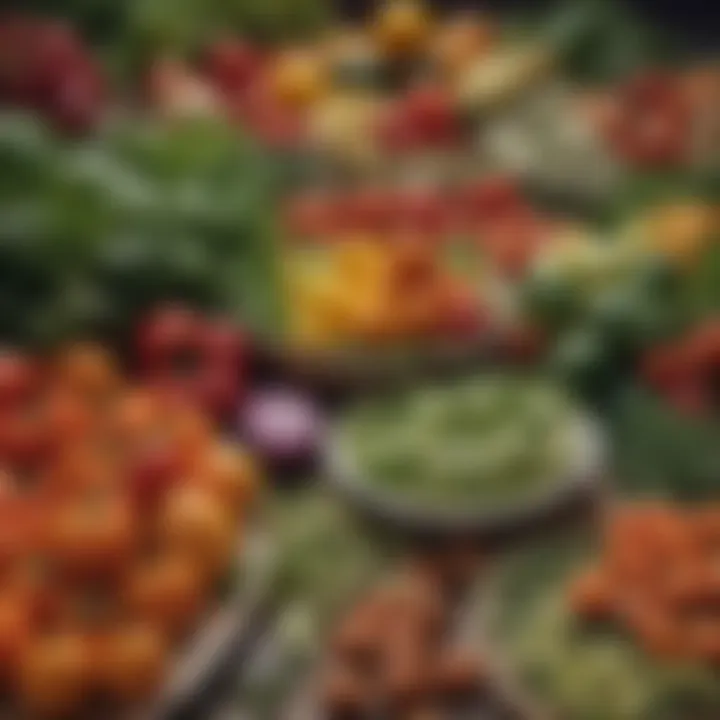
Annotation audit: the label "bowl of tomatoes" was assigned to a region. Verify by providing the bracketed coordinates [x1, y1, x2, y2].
[0, 342, 270, 718]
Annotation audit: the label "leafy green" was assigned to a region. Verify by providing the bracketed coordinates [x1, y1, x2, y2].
[0, 112, 282, 348]
[539, 0, 678, 84]
[609, 386, 720, 500]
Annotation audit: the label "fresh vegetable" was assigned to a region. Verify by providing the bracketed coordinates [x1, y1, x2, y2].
[567, 504, 720, 668]
[323, 558, 487, 718]
[490, 528, 720, 720]
[0, 15, 107, 135]
[241, 388, 324, 478]
[603, 72, 692, 169]
[285, 239, 486, 350]
[0, 341, 260, 714]
[0, 113, 280, 347]
[341, 374, 581, 511]
[135, 305, 247, 423]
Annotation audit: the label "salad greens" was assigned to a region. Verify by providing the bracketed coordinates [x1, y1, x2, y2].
[342, 374, 579, 511]
[0, 113, 282, 347]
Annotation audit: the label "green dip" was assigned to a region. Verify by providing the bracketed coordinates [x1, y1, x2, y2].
[341, 374, 580, 510]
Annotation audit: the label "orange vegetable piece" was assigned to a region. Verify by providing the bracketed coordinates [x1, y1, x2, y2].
[567, 568, 614, 621]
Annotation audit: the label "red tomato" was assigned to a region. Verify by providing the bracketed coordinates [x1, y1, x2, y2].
[124, 554, 207, 639]
[40, 389, 96, 457]
[0, 410, 48, 468]
[191, 442, 258, 513]
[54, 342, 121, 403]
[0, 351, 38, 410]
[0, 594, 33, 680]
[460, 176, 524, 225]
[19, 633, 91, 717]
[434, 285, 488, 341]
[200, 319, 244, 366]
[284, 192, 340, 239]
[641, 345, 690, 391]
[45, 442, 118, 500]
[605, 71, 692, 168]
[158, 486, 236, 580]
[393, 187, 448, 237]
[136, 305, 200, 372]
[403, 84, 460, 146]
[684, 320, 720, 371]
[129, 442, 184, 512]
[481, 209, 545, 278]
[375, 100, 422, 154]
[96, 623, 168, 702]
[48, 493, 136, 578]
[204, 39, 263, 98]
[343, 187, 397, 234]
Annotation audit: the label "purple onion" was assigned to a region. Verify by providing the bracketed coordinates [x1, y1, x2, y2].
[240, 387, 325, 480]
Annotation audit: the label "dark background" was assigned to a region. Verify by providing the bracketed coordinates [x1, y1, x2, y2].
[338, 0, 719, 49]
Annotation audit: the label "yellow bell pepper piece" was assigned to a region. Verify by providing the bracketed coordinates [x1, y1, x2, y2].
[643, 202, 718, 266]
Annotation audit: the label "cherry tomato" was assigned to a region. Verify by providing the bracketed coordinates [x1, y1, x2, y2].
[40, 388, 96, 457]
[54, 343, 121, 404]
[191, 442, 259, 513]
[44, 442, 118, 499]
[19, 633, 90, 718]
[0, 592, 33, 680]
[48, 493, 136, 579]
[96, 623, 168, 702]
[124, 554, 207, 639]
[128, 441, 184, 512]
[0, 350, 39, 410]
[0, 408, 48, 468]
[158, 486, 236, 580]
[109, 389, 164, 450]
